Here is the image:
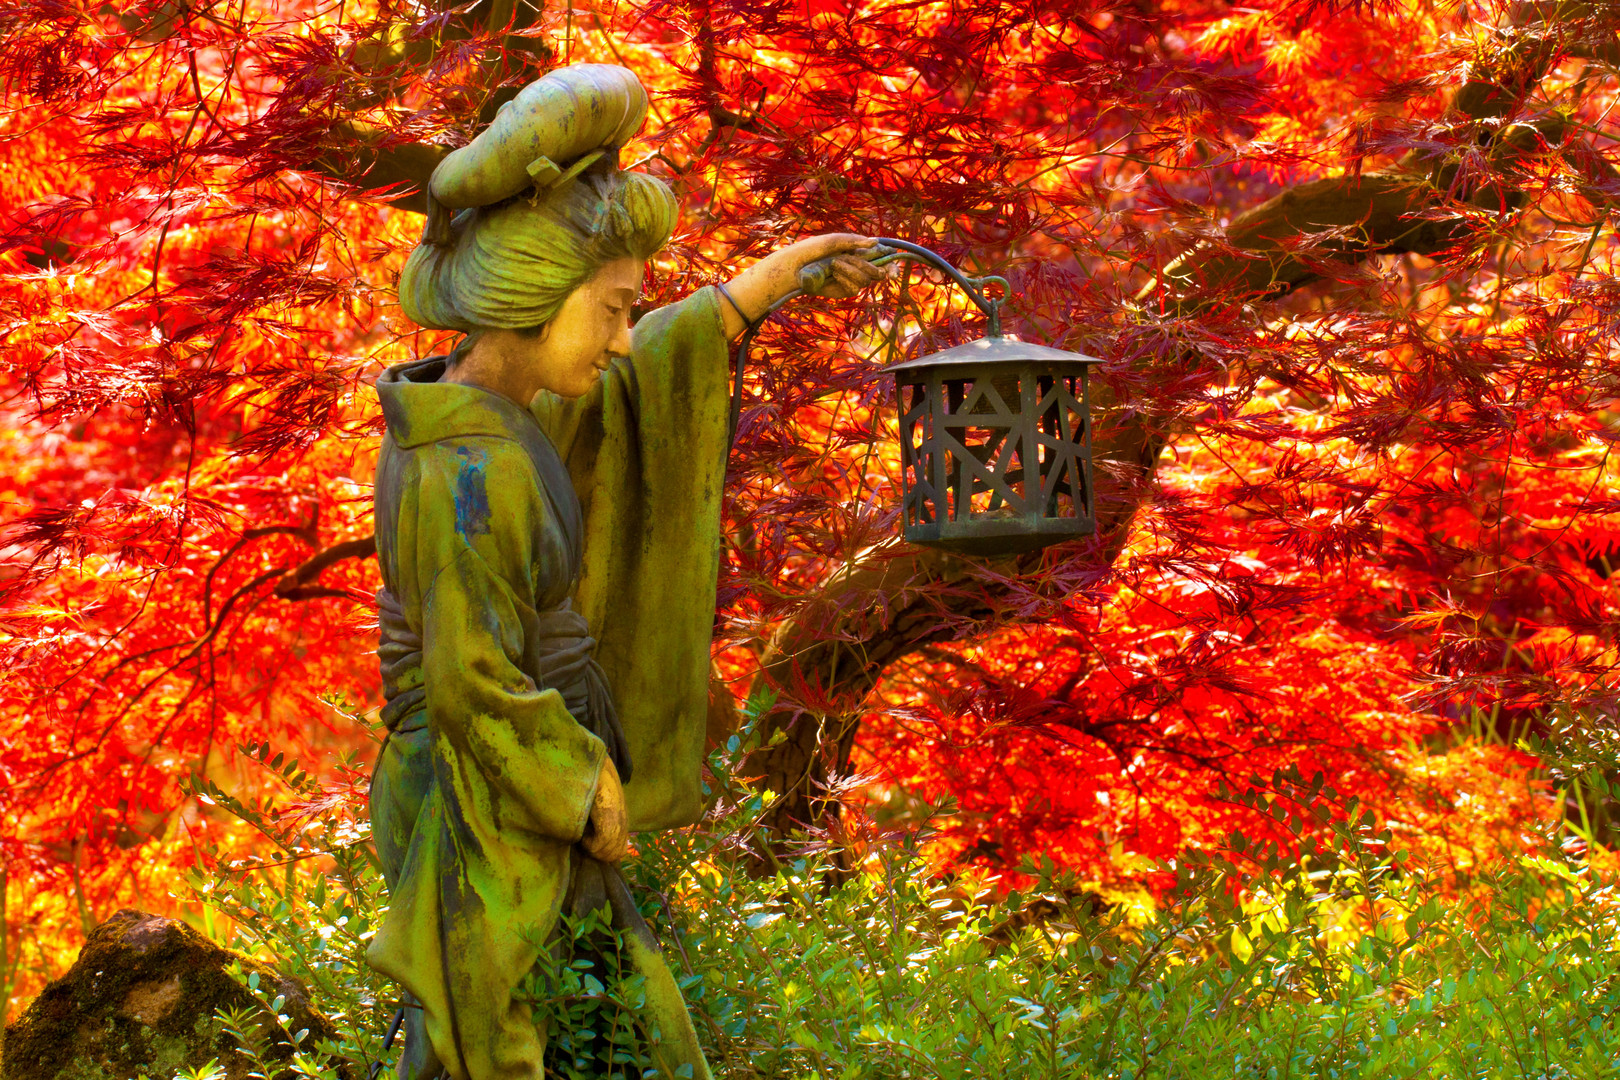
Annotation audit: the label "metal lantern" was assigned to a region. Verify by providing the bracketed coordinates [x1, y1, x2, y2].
[732, 237, 1105, 558]
[889, 333, 1101, 556]
[873, 240, 1104, 556]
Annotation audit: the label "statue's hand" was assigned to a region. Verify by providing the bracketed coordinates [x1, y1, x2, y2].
[797, 234, 889, 299]
[581, 756, 628, 863]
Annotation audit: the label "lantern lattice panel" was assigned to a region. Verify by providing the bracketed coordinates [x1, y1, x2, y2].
[897, 362, 1096, 555]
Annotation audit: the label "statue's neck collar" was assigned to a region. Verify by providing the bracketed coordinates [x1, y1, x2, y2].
[375, 353, 540, 450]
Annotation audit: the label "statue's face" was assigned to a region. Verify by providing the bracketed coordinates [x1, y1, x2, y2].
[528, 256, 643, 399]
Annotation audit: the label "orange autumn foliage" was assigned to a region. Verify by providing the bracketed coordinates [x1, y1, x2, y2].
[2, 0, 1617, 1018]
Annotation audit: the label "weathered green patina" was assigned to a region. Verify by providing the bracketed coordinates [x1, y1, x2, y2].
[366, 288, 726, 1080]
[363, 58, 883, 1080]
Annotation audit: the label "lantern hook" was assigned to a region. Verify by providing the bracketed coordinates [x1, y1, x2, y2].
[730, 239, 1011, 445]
[864, 238, 1009, 339]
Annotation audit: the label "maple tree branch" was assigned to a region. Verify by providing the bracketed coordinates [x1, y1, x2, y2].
[1149, 173, 1480, 312]
[1149, 0, 1607, 314]
[204, 523, 315, 622]
[273, 535, 378, 600]
[687, 10, 770, 157]
[31, 530, 373, 801]
[312, 122, 450, 216]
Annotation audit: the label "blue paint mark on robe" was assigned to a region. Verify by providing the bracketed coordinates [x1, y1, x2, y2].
[454, 447, 492, 538]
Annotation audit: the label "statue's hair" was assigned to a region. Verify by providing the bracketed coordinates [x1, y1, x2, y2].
[398, 164, 677, 332]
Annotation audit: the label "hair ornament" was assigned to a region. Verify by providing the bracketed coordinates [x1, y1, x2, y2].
[526, 156, 561, 186]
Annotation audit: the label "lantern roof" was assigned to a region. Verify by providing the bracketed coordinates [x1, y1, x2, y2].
[883, 334, 1104, 374]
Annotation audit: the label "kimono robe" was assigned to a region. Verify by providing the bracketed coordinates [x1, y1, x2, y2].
[366, 288, 729, 1080]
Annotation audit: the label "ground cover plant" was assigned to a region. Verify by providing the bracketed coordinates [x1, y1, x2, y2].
[179, 740, 1620, 1079]
[2, 0, 1620, 1050]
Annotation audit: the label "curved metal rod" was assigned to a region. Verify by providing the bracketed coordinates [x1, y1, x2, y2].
[727, 239, 1008, 447]
[369, 1007, 407, 1080]
[871, 237, 1008, 337]
[729, 287, 806, 447]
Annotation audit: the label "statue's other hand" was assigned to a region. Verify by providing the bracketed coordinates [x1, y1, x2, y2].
[582, 756, 629, 863]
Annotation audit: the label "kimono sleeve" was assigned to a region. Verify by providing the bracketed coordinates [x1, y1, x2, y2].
[413, 437, 607, 842]
[531, 287, 730, 831]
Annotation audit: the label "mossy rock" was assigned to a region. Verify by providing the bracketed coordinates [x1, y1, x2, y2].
[2, 909, 347, 1080]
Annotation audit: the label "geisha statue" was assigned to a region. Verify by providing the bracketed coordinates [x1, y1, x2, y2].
[364, 64, 883, 1080]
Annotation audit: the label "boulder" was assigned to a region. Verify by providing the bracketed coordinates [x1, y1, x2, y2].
[2, 909, 347, 1080]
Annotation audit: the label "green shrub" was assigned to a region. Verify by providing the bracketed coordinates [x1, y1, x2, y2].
[183, 726, 1620, 1079]
[628, 776, 1620, 1079]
